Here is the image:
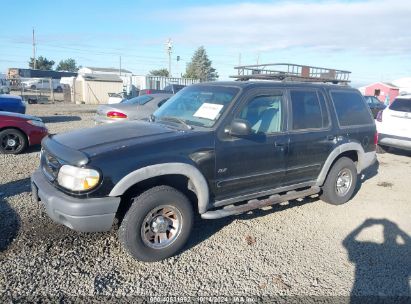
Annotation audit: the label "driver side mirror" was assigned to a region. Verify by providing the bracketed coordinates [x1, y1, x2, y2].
[228, 119, 252, 137]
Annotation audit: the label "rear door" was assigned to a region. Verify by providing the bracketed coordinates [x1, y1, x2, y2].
[285, 88, 334, 185]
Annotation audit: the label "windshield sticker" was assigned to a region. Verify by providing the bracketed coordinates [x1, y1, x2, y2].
[193, 103, 224, 120]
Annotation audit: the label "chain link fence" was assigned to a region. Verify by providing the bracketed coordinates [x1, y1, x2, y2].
[9, 77, 71, 104]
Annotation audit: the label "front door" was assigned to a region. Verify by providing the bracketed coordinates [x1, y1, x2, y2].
[214, 90, 288, 201]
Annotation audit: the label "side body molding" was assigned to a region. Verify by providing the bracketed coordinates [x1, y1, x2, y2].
[109, 163, 210, 214]
[315, 142, 367, 186]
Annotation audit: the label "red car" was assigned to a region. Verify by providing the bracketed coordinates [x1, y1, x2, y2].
[0, 112, 48, 154]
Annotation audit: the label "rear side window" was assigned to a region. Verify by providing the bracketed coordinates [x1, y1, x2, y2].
[331, 91, 373, 126]
[290, 90, 326, 130]
[389, 98, 411, 112]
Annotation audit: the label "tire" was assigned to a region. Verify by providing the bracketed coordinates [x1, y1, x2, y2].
[30, 85, 36, 90]
[0, 129, 28, 154]
[119, 185, 194, 262]
[376, 144, 389, 154]
[320, 157, 358, 205]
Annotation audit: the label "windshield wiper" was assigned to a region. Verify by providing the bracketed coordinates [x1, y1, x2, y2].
[159, 116, 193, 130]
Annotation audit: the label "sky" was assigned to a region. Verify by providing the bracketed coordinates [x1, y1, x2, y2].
[1, 0, 411, 87]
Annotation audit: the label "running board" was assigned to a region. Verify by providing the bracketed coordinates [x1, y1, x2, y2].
[201, 186, 320, 219]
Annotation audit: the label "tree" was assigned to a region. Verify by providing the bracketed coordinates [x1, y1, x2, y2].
[148, 68, 170, 77]
[184, 46, 218, 81]
[29, 56, 55, 70]
[56, 58, 79, 72]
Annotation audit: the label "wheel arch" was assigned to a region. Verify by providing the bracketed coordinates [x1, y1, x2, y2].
[316, 143, 365, 186]
[109, 163, 210, 214]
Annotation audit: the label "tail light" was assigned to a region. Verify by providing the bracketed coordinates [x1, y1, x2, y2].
[107, 111, 127, 119]
[376, 110, 383, 122]
[374, 132, 378, 146]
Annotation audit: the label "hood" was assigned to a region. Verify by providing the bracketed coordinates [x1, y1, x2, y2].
[52, 120, 181, 156]
[0, 111, 40, 121]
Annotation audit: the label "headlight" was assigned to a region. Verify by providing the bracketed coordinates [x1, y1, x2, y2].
[57, 165, 100, 191]
[27, 119, 46, 128]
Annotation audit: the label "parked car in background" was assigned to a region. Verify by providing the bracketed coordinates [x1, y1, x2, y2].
[94, 93, 172, 124]
[376, 95, 411, 152]
[21, 79, 63, 92]
[364, 95, 386, 118]
[0, 94, 26, 114]
[0, 112, 48, 154]
[139, 84, 186, 96]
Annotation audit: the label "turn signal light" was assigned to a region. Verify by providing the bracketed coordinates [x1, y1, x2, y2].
[107, 111, 127, 119]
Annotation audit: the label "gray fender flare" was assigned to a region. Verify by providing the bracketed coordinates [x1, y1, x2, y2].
[109, 163, 210, 214]
[315, 142, 366, 186]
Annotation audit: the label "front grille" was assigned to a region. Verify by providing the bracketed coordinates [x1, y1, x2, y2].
[41, 149, 62, 181]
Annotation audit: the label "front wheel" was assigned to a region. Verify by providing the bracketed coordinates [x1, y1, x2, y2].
[320, 157, 358, 205]
[119, 185, 194, 262]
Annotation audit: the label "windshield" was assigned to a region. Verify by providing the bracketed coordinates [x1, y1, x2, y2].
[121, 95, 153, 105]
[390, 98, 411, 112]
[153, 85, 239, 128]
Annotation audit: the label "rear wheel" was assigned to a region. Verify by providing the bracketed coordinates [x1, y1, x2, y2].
[320, 157, 357, 205]
[119, 185, 194, 262]
[0, 129, 28, 154]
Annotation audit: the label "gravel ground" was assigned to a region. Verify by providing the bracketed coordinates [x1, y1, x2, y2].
[1, 103, 410, 300]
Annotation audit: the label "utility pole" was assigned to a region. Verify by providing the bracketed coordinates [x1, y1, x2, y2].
[119, 55, 122, 76]
[32, 28, 36, 69]
[165, 38, 173, 77]
[238, 53, 242, 66]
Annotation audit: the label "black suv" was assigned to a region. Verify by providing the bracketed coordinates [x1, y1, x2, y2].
[31, 82, 377, 261]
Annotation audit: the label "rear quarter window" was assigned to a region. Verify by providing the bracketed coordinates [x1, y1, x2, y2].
[121, 95, 153, 105]
[389, 98, 411, 112]
[330, 91, 374, 127]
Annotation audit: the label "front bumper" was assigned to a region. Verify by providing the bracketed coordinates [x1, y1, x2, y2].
[379, 133, 411, 151]
[31, 169, 121, 232]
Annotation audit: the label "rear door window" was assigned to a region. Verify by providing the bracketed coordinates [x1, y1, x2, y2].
[330, 91, 374, 126]
[389, 98, 411, 112]
[290, 90, 328, 130]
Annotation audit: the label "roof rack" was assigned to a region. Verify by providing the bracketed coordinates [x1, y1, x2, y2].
[230, 63, 351, 85]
